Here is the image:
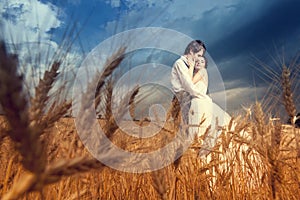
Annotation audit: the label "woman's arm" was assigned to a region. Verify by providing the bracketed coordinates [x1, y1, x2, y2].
[192, 69, 208, 85]
[192, 71, 203, 84]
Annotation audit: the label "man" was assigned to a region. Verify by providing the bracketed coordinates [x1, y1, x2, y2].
[170, 40, 207, 126]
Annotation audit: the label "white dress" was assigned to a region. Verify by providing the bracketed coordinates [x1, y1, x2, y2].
[189, 68, 231, 154]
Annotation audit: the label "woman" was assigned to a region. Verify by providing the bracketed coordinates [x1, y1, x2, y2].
[188, 56, 231, 156]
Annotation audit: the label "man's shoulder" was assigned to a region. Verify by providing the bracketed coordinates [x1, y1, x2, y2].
[173, 56, 185, 67]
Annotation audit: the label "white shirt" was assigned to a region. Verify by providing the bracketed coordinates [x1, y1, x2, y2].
[171, 56, 208, 99]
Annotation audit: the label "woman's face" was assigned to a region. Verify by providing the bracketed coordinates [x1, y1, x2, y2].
[195, 56, 206, 69]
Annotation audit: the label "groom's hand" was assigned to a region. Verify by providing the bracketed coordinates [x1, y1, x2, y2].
[187, 57, 195, 68]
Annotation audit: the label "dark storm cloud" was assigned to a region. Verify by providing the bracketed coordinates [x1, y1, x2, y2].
[209, 0, 300, 63]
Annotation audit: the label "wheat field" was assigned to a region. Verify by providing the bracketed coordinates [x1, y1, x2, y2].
[1, 41, 300, 200]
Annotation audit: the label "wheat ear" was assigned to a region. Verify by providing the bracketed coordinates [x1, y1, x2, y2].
[29, 61, 60, 123]
[94, 47, 126, 108]
[254, 102, 266, 136]
[0, 42, 46, 174]
[281, 65, 296, 119]
[104, 86, 139, 138]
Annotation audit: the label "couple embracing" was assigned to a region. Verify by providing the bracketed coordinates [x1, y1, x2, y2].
[171, 40, 231, 155]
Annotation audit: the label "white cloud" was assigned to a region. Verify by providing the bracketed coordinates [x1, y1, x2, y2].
[0, 0, 62, 44]
[0, 0, 82, 99]
[107, 0, 170, 9]
[204, 83, 268, 115]
[67, 0, 82, 6]
[224, 85, 267, 113]
[110, 0, 120, 8]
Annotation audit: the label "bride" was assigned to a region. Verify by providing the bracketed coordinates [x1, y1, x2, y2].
[188, 56, 232, 156]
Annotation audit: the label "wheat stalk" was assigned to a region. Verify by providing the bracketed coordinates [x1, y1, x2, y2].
[41, 101, 72, 130]
[151, 169, 169, 200]
[269, 120, 282, 200]
[2, 156, 114, 200]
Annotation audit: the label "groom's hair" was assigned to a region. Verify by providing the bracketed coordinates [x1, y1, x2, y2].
[184, 40, 206, 55]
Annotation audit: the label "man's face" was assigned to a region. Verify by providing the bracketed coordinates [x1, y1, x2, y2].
[192, 48, 205, 62]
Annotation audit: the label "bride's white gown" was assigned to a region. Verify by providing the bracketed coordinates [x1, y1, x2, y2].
[189, 68, 231, 155]
[187, 69, 258, 188]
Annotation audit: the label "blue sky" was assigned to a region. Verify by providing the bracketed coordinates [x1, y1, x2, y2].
[1, 0, 300, 115]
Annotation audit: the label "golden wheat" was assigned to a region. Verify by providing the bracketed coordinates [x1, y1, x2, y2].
[282, 65, 296, 119]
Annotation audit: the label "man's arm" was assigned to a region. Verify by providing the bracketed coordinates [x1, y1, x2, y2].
[187, 59, 195, 79]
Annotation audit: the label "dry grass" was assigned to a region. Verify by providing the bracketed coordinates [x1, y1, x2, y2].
[1, 40, 300, 200]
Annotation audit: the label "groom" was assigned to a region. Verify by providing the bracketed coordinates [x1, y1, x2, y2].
[171, 40, 207, 126]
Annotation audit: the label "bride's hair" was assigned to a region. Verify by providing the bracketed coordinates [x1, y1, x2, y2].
[184, 40, 206, 55]
[202, 56, 208, 69]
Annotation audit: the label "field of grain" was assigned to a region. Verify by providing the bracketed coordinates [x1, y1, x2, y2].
[1, 114, 300, 199]
[1, 41, 300, 200]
